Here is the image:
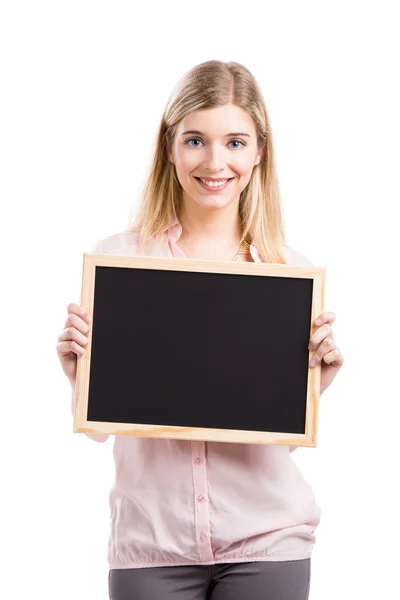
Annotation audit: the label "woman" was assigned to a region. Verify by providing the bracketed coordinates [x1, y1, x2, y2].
[57, 60, 344, 599]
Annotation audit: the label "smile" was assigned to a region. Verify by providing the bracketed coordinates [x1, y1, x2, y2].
[194, 177, 235, 192]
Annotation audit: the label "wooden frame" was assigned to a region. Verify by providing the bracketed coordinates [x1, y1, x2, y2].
[74, 253, 325, 447]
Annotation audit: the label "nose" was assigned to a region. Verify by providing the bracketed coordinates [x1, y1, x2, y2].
[203, 143, 225, 173]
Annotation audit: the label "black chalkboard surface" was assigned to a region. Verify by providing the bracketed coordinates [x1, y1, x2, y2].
[74, 254, 325, 446]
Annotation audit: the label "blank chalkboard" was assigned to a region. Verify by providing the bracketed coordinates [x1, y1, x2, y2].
[74, 254, 325, 446]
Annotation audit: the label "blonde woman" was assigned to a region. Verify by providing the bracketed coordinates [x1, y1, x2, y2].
[57, 60, 344, 600]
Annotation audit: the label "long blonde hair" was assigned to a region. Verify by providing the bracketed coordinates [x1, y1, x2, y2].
[128, 60, 287, 264]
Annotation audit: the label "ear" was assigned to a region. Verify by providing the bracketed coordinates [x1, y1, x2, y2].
[254, 147, 264, 165]
[167, 144, 174, 164]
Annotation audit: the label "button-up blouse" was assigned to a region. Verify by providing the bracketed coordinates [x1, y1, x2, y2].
[79, 221, 321, 570]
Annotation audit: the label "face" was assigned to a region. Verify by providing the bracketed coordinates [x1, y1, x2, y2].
[168, 104, 263, 211]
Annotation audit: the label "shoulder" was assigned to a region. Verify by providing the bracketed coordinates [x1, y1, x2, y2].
[89, 230, 168, 256]
[90, 231, 140, 254]
[281, 244, 314, 266]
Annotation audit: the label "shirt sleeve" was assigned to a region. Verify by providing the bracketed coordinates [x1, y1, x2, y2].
[284, 247, 314, 267]
[71, 237, 110, 443]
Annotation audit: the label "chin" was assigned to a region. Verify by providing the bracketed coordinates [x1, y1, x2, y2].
[192, 195, 235, 210]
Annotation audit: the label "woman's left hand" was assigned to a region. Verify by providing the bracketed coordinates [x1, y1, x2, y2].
[308, 311, 344, 394]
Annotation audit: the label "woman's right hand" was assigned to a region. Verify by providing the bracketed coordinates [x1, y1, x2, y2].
[56, 303, 91, 387]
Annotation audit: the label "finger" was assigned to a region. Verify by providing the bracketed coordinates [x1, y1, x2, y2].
[63, 312, 91, 336]
[57, 326, 90, 349]
[67, 302, 91, 324]
[314, 311, 336, 327]
[322, 348, 344, 367]
[309, 338, 337, 366]
[309, 323, 333, 351]
[56, 339, 85, 357]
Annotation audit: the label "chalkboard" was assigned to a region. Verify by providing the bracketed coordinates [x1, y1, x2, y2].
[74, 254, 325, 446]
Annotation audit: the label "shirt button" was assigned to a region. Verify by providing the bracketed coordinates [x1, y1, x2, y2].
[200, 533, 207, 542]
[197, 494, 205, 503]
[195, 457, 202, 464]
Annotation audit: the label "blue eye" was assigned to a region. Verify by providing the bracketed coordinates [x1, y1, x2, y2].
[186, 138, 203, 148]
[185, 138, 246, 149]
[228, 139, 245, 149]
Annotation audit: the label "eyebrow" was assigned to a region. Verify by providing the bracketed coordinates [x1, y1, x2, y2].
[181, 130, 251, 138]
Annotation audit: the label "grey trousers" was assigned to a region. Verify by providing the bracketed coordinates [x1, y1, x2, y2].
[109, 558, 311, 599]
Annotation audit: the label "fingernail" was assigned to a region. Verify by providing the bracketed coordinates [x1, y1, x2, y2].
[85, 315, 91, 323]
[315, 319, 322, 325]
[309, 359, 316, 367]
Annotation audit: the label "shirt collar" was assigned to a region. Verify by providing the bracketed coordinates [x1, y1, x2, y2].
[163, 220, 262, 263]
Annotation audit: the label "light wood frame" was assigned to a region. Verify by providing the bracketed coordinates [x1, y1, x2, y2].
[74, 253, 326, 447]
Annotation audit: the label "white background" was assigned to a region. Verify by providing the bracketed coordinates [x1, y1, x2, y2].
[1, 1, 399, 598]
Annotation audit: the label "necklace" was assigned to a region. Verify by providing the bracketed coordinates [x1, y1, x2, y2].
[232, 240, 251, 262]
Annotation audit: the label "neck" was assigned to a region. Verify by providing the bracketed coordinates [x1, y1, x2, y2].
[178, 199, 242, 248]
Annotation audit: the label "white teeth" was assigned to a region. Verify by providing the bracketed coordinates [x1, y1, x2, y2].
[199, 178, 230, 187]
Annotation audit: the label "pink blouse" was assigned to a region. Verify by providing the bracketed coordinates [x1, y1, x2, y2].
[79, 221, 321, 569]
